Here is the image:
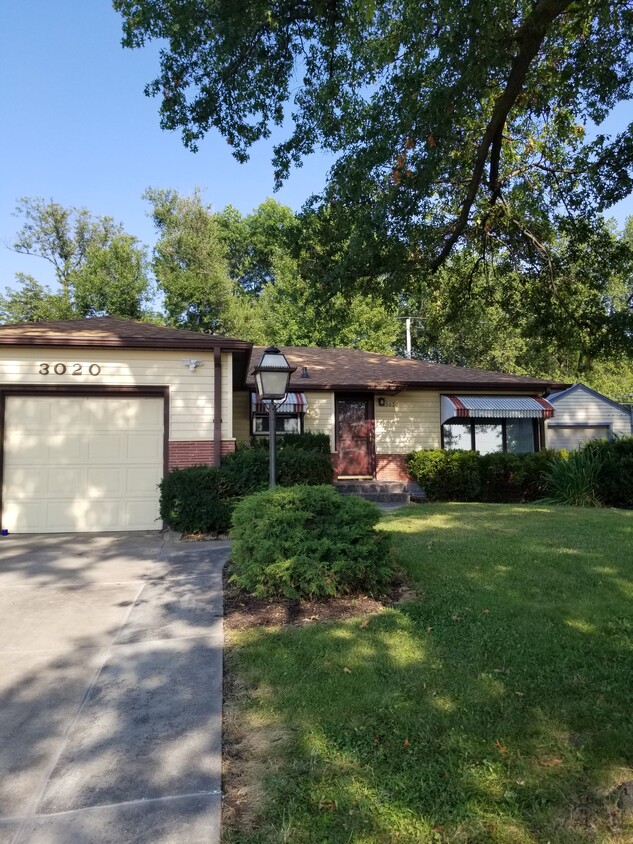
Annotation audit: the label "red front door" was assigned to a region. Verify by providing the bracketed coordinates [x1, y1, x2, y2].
[336, 395, 374, 477]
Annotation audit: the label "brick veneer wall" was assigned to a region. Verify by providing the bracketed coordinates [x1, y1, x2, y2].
[331, 452, 411, 482]
[168, 440, 236, 470]
[375, 454, 410, 482]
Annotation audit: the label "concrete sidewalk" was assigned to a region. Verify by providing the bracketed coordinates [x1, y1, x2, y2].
[0, 532, 226, 844]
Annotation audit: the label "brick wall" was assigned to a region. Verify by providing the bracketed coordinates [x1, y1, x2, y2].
[167, 439, 236, 470]
[331, 452, 411, 482]
[375, 454, 410, 482]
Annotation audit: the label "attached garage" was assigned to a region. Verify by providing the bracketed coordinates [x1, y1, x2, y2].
[2, 394, 165, 533]
[0, 317, 252, 533]
[546, 383, 632, 451]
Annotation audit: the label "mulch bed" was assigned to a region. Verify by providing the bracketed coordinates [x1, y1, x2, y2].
[223, 566, 416, 632]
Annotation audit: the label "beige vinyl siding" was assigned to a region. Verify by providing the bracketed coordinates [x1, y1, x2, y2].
[0, 348, 235, 442]
[221, 352, 233, 440]
[374, 390, 441, 453]
[548, 391, 631, 435]
[304, 392, 335, 450]
[233, 391, 251, 444]
[546, 389, 632, 448]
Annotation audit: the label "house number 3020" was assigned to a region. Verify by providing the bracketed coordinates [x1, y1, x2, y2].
[38, 363, 101, 376]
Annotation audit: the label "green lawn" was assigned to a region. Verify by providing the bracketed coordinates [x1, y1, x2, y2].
[224, 504, 633, 843]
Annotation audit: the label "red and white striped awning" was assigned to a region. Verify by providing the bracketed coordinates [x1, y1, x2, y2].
[441, 395, 554, 424]
[252, 392, 307, 414]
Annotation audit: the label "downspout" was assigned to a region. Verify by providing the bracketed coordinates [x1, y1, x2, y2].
[214, 347, 222, 467]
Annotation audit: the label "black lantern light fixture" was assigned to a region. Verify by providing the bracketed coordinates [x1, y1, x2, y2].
[253, 347, 296, 487]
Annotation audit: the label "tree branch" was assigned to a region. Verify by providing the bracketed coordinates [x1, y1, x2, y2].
[430, 0, 575, 272]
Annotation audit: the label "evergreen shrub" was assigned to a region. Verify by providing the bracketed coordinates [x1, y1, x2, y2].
[591, 436, 633, 507]
[159, 466, 234, 533]
[406, 448, 562, 503]
[251, 431, 331, 453]
[406, 450, 481, 501]
[159, 443, 333, 534]
[229, 485, 392, 599]
[479, 449, 560, 502]
[277, 446, 333, 486]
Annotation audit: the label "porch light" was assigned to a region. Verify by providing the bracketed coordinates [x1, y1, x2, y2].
[253, 347, 296, 487]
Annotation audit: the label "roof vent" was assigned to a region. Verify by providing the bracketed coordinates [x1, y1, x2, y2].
[300, 366, 310, 379]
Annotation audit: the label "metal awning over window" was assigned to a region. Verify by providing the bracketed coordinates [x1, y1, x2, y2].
[441, 394, 554, 425]
[252, 392, 307, 414]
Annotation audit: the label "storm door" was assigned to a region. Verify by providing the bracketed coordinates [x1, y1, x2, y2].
[336, 395, 374, 477]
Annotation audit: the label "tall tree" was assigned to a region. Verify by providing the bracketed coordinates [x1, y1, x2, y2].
[0, 275, 75, 324]
[218, 198, 300, 295]
[115, 0, 633, 287]
[144, 187, 255, 335]
[408, 215, 633, 392]
[6, 197, 152, 321]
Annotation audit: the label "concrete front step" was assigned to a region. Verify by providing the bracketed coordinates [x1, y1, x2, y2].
[355, 492, 410, 504]
[335, 481, 427, 504]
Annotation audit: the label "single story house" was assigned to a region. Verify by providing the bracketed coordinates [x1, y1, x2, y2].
[546, 383, 633, 450]
[0, 317, 566, 533]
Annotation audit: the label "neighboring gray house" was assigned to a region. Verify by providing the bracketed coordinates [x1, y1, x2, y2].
[546, 383, 633, 450]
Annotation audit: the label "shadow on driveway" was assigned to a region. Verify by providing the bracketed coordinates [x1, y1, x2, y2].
[0, 532, 227, 844]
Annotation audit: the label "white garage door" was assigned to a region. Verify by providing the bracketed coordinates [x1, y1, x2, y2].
[3, 396, 164, 533]
[547, 425, 610, 451]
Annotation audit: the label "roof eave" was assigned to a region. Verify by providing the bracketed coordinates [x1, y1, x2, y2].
[246, 380, 569, 392]
[0, 336, 253, 351]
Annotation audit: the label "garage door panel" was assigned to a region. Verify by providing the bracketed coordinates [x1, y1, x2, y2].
[45, 399, 91, 430]
[3, 433, 48, 466]
[126, 467, 162, 495]
[50, 467, 87, 496]
[87, 434, 124, 462]
[3, 501, 46, 533]
[132, 400, 164, 429]
[548, 425, 610, 451]
[2, 467, 85, 499]
[3, 396, 164, 533]
[125, 500, 161, 529]
[2, 468, 40, 498]
[85, 466, 124, 497]
[46, 434, 86, 463]
[126, 435, 164, 461]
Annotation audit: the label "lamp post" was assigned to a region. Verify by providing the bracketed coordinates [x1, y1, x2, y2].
[253, 347, 296, 488]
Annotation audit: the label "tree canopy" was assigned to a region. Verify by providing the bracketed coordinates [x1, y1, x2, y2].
[2, 197, 153, 322]
[114, 0, 633, 283]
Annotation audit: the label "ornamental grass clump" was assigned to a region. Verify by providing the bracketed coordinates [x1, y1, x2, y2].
[542, 448, 605, 507]
[229, 485, 393, 599]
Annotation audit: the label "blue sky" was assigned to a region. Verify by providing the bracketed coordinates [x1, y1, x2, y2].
[1, 1, 632, 294]
[0, 1, 333, 290]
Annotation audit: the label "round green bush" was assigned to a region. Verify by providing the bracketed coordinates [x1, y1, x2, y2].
[159, 466, 234, 533]
[229, 485, 393, 599]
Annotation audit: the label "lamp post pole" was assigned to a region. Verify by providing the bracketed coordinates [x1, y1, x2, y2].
[269, 400, 277, 488]
[252, 346, 296, 489]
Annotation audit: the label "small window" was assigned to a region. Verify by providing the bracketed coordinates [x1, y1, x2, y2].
[253, 414, 301, 435]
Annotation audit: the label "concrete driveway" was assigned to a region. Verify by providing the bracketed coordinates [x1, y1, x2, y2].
[0, 532, 226, 844]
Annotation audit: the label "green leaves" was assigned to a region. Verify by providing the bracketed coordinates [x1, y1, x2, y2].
[115, 0, 633, 282]
[4, 197, 153, 322]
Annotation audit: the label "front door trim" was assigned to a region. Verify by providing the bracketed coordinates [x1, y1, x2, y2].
[335, 392, 375, 479]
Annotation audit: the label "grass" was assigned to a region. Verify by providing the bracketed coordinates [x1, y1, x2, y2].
[224, 503, 633, 843]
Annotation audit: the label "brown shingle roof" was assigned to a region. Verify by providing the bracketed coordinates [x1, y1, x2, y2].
[247, 346, 566, 392]
[0, 317, 252, 351]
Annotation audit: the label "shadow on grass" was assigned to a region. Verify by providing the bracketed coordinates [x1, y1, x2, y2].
[226, 504, 633, 843]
